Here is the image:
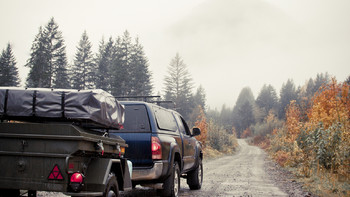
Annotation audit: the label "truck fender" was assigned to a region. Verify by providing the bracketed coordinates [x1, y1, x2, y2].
[166, 142, 182, 176]
[194, 142, 203, 168]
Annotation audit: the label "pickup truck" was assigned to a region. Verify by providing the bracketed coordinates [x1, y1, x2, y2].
[0, 88, 131, 197]
[111, 101, 203, 197]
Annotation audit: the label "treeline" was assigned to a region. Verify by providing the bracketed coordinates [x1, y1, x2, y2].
[0, 17, 207, 123]
[206, 73, 350, 138]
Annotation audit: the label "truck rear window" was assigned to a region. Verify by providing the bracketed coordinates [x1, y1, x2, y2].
[122, 104, 151, 132]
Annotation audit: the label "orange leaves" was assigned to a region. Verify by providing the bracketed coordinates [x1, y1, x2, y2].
[308, 78, 350, 130]
[194, 105, 208, 147]
[285, 100, 302, 142]
[241, 128, 252, 138]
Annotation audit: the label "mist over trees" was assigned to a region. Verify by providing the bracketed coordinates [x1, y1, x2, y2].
[7, 18, 153, 98]
[1, 18, 348, 164]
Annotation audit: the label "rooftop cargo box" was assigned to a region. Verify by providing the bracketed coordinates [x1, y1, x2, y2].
[0, 87, 124, 129]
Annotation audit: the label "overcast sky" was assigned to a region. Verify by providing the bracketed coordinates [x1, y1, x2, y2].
[1, 0, 349, 109]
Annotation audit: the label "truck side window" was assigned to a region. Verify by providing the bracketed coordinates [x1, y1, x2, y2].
[180, 117, 191, 136]
[175, 115, 191, 136]
[122, 105, 151, 132]
[154, 108, 177, 132]
[175, 115, 186, 135]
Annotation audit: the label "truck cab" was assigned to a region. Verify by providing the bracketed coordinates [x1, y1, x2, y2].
[111, 101, 203, 197]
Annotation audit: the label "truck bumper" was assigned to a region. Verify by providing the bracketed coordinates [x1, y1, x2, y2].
[63, 192, 103, 197]
[132, 162, 163, 181]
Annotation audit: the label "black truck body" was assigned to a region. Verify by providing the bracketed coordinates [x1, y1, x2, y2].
[0, 88, 131, 197]
[111, 101, 203, 197]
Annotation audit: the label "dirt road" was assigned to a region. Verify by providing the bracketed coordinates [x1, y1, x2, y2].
[179, 139, 287, 196]
[121, 139, 311, 197]
[40, 139, 310, 197]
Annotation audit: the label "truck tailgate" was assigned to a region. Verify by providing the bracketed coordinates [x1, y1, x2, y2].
[112, 132, 153, 168]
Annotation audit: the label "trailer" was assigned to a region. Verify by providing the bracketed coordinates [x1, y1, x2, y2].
[0, 88, 131, 197]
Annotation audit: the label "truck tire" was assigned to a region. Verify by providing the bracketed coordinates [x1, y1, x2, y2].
[103, 173, 119, 197]
[159, 162, 180, 197]
[187, 158, 203, 190]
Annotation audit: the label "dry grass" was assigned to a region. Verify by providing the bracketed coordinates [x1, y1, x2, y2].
[288, 166, 350, 197]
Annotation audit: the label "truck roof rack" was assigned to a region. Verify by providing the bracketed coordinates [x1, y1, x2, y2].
[115, 96, 176, 109]
[115, 95, 160, 102]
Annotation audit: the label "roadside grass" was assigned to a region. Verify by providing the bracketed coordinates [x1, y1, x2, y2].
[250, 137, 350, 197]
[203, 137, 239, 161]
[287, 166, 350, 197]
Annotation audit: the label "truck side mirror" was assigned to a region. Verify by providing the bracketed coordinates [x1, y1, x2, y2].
[191, 128, 201, 137]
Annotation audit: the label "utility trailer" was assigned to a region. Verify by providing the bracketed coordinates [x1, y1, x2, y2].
[0, 88, 131, 197]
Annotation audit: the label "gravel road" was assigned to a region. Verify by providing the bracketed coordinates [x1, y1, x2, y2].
[39, 139, 312, 197]
[179, 139, 288, 197]
[121, 139, 312, 197]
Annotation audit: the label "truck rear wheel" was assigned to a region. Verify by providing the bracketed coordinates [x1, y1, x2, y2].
[159, 161, 180, 197]
[187, 158, 203, 190]
[103, 173, 119, 197]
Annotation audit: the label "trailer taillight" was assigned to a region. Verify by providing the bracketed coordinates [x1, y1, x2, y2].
[70, 173, 83, 183]
[151, 136, 162, 160]
[69, 172, 84, 192]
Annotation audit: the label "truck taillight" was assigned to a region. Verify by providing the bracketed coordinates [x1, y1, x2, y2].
[69, 172, 84, 192]
[151, 136, 162, 160]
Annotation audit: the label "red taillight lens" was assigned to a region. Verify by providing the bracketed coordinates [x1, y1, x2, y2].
[70, 173, 83, 183]
[151, 136, 162, 160]
[70, 172, 84, 192]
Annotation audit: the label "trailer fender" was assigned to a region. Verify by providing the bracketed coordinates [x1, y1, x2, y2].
[84, 158, 132, 192]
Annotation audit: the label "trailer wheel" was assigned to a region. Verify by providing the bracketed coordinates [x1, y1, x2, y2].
[103, 173, 119, 197]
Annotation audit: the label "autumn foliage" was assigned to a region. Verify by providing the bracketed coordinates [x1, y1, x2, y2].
[194, 105, 208, 147]
[268, 78, 350, 195]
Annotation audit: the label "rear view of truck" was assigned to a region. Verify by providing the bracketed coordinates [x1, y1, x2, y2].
[0, 88, 131, 197]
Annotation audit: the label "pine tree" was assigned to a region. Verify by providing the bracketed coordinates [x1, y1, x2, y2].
[164, 53, 194, 119]
[110, 31, 132, 96]
[26, 18, 69, 88]
[232, 87, 255, 136]
[278, 79, 298, 119]
[128, 37, 153, 96]
[193, 85, 206, 110]
[96, 37, 116, 92]
[256, 84, 278, 116]
[110, 31, 153, 96]
[44, 18, 70, 88]
[71, 31, 96, 90]
[26, 26, 50, 87]
[0, 43, 20, 86]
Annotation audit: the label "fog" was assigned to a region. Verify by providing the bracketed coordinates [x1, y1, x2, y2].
[1, 0, 349, 109]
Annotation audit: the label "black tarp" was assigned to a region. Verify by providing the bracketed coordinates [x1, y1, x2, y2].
[0, 87, 124, 129]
